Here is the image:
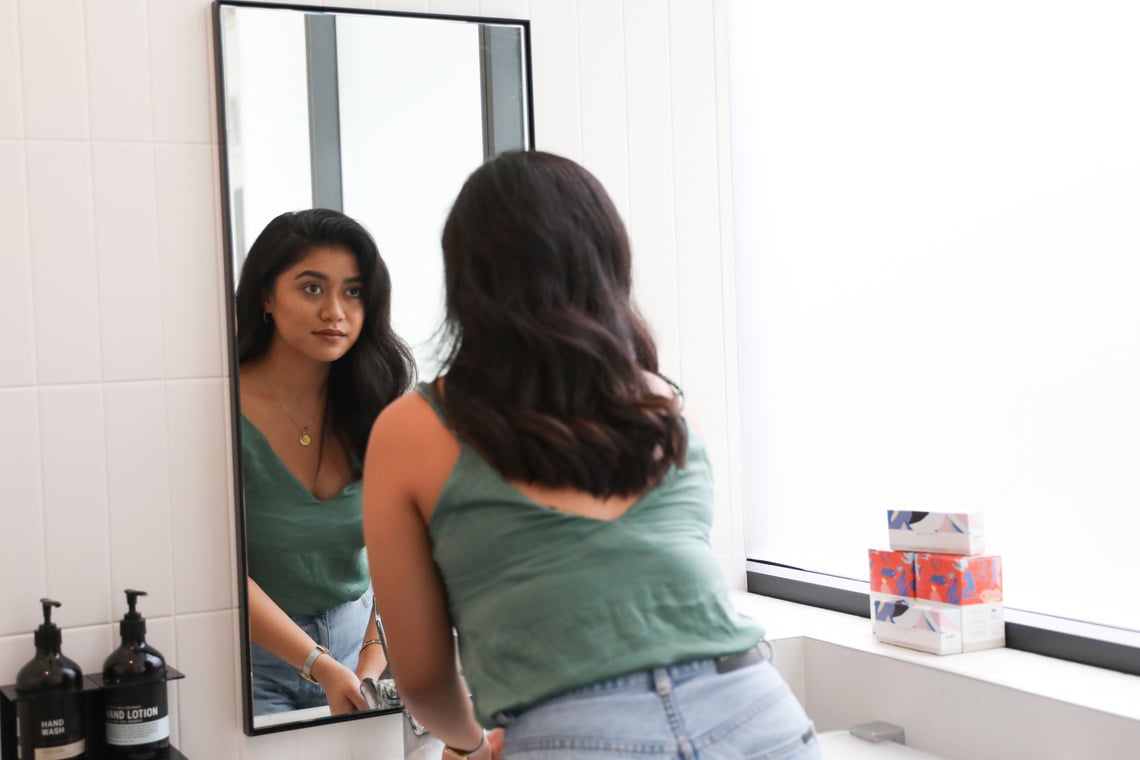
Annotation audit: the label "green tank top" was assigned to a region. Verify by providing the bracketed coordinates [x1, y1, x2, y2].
[241, 416, 369, 616]
[420, 383, 765, 727]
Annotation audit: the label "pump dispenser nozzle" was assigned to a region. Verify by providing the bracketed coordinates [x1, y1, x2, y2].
[34, 598, 63, 653]
[120, 588, 149, 641]
[40, 598, 60, 622]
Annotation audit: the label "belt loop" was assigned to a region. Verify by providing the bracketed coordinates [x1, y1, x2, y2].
[652, 666, 672, 696]
[491, 711, 516, 727]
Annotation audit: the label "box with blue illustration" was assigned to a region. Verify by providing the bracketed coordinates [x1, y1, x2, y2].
[887, 510, 985, 555]
[870, 597, 962, 655]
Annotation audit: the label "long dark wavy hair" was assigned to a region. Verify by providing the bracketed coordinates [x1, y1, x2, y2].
[439, 151, 687, 496]
[235, 209, 415, 464]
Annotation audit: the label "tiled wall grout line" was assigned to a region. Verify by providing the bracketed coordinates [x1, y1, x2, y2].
[663, 1, 683, 387]
[79, 1, 120, 629]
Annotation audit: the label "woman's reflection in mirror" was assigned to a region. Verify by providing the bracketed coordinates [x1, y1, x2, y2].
[361, 152, 822, 759]
[235, 209, 415, 715]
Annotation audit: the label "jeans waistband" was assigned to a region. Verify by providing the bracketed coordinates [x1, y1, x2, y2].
[586, 642, 772, 691]
[714, 640, 772, 673]
[492, 642, 772, 726]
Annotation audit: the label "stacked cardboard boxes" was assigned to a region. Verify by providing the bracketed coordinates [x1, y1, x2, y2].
[869, 511, 1004, 655]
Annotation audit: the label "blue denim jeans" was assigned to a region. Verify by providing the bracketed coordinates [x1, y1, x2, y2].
[251, 589, 374, 714]
[500, 652, 822, 759]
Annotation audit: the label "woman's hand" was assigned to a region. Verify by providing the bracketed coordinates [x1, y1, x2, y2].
[487, 728, 505, 760]
[310, 654, 368, 714]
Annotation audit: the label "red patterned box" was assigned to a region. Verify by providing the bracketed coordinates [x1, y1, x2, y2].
[915, 553, 1004, 652]
[915, 553, 1002, 605]
[868, 549, 917, 598]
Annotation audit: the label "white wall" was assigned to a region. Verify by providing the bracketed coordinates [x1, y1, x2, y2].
[0, 1, 742, 757]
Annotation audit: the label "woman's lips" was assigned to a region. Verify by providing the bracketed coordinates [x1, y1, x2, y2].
[314, 329, 347, 342]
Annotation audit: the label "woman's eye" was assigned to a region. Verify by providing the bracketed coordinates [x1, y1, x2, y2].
[346, 287, 363, 298]
[303, 283, 322, 295]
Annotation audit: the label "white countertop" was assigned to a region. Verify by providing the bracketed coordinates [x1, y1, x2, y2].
[731, 591, 1140, 723]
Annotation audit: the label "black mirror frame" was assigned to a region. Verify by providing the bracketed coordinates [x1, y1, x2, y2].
[210, 0, 534, 736]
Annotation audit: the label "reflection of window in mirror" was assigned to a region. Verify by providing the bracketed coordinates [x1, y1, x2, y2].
[336, 14, 484, 380]
[213, 1, 533, 735]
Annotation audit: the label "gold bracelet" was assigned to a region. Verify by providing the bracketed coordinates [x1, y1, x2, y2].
[443, 729, 486, 759]
[359, 638, 384, 654]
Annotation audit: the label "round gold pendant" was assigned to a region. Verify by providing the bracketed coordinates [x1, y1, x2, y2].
[299, 432, 312, 446]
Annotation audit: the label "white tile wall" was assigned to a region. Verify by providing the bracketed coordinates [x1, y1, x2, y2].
[529, 0, 583, 159]
[172, 610, 243, 759]
[104, 381, 175, 618]
[18, 0, 89, 141]
[0, 0, 23, 139]
[577, 0, 631, 222]
[0, 388, 45, 636]
[167, 378, 236, 615]
[86, 0, 154, 143]
[39, 384, 112, 626]
[240, 729, 301, 760]
[622, 0, 680, 370]
[2, 1, 743, 757]
[426, 0, 481, 16]
[26, 141, 103, 385]
[477, 0, 528, 19]
[0, 142, 36, 387]
[148, 0, 214, 144]
[91, 142, 165, 381]
[155, 142, 224, 380]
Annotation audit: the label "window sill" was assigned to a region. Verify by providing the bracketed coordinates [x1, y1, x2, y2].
[730, 591, 1140, 724]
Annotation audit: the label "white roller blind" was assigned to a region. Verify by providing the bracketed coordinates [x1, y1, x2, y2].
[729, 1, 1140, 630]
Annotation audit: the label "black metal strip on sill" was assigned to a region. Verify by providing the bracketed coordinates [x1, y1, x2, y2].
[1003, 623, 1140, 678]
[747, 563, 1140, 678]
[747, 567, 870, 619]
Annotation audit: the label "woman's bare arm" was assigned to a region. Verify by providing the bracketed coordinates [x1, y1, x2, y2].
[362, 395, 486, 753]
[247, 578, 367, 714]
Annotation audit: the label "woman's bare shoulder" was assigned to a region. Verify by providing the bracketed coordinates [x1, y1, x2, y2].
[365, 384, 460, 518]
[368, 385, 459, 468]
[371, 387, 437, 440]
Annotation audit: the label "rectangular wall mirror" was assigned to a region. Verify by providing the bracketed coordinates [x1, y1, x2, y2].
[212, 0, 533, 735]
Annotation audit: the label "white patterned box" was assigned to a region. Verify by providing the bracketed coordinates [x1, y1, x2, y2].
[887, 510, 985, 555]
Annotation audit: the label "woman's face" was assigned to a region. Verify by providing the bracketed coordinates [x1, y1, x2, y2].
[262, 245, 365, 364]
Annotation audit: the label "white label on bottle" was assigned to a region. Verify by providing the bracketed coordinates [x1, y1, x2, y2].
[33, 739, 86, 760]
[106, 715, 170, 746]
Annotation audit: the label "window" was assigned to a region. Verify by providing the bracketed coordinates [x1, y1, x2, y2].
[727, 0, 1140, 668]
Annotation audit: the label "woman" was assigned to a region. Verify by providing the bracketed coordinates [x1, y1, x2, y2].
[362, 153, 821, 758]
[236, 209, 415, 715]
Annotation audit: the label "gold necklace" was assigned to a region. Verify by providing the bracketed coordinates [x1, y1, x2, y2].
[266, 384, 315, 447]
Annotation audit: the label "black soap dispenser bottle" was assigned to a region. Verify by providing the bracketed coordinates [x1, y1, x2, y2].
[15, 598, 87, 760]
[102, 589, 169, 759]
